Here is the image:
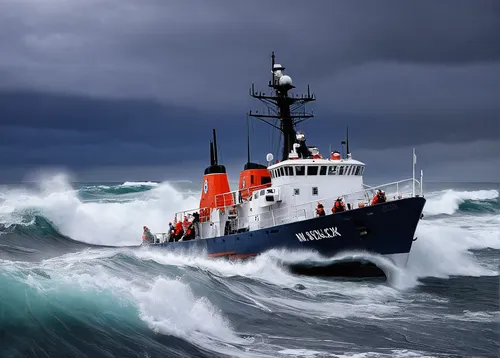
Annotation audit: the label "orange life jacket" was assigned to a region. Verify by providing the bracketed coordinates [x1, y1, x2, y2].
[174, 222, 183, 235]
[332, 201, 345, 213]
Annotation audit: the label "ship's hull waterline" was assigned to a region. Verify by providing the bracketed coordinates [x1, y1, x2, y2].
[144, 197, 426, 275]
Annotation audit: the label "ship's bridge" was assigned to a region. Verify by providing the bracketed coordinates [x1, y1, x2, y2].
[267, 157, 366, 205]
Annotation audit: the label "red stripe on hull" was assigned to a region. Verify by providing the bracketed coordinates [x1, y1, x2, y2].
[228, 253, 257, 259]
[208, 251, 236, 257]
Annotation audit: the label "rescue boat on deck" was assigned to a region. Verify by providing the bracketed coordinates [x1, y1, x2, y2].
[141, 53, 426, 274]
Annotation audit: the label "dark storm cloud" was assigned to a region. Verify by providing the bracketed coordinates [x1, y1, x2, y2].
[0, 0, 499, 181]
[1, 0, 499, 103]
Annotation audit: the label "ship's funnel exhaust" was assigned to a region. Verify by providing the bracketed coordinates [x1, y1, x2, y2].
[200, 128, 233, 222]
[213, 128, 218, 166]
[210, 141, 215, 166]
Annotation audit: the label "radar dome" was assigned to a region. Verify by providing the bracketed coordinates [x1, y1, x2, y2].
[279, 75, 292, 86]
[266, 153, 274, 162]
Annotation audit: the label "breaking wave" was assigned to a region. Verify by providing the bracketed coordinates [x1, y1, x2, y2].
[0, 175, 498, 357]
[424, 188, 499, 216]
[79, 181, 159, 199]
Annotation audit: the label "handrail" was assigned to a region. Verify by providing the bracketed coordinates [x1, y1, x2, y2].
[363, 178, 420, 192]
[172, 183, 272, 219]
[230, 177, 421, 230]
[172, 176, 421, 221]
[275, 177, 420, 213]
[161, 176, 424, 241]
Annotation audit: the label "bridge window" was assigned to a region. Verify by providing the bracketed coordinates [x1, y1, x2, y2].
[355, 166, 361, 175]
[279, 167, 285, 177]
[347, 166, 353, 175]
[312, 187, 318, 195]
[295, 166, 305, 176]
[261, 176, 271, 184]
[320, 166, 327, 175]
[307, 166, 318, 176]
[328, 166, 337, 175]
[339, 166, 344, 175]
[286, 166, 293, 176]
[360, 167, 365, 175]
[260, 189, 265, 196]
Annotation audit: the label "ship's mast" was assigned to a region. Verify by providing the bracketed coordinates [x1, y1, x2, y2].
[249, 52, 316, 161]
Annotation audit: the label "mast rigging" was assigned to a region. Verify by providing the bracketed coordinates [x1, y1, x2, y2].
[248, 52, 316, 161]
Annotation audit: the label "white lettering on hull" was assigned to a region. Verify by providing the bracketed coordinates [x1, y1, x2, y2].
[295, 227, 341, 242]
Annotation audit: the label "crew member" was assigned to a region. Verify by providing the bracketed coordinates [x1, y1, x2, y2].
[166, 222, 174, 242]
[142, 225, 155, 243]
[331, 197, 346, 213]
[182, 215, 190, 231]
[316, 202, 325, 216]
[191, 212, 201, 240]
[173, 220, 184, 241]
[380, 190, 387, 202]
[296, 132, 312, 159]
[180, 226, 192, 241]
[371, 190, 387, 205]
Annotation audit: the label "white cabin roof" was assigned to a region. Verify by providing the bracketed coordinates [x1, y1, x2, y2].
[268, 157, 365, 170]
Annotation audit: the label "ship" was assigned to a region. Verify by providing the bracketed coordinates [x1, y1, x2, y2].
[141, 52, 426, 276]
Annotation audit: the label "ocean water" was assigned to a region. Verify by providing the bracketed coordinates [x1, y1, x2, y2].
[0, 175, 498, 358]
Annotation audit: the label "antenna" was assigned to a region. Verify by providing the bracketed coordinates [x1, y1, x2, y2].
[246, 115, 251, 163]
[213, 128, 218, 166]
[271, 50, 276, 85]
[346, 126, 350, 156]
[249, 52, 316, 161]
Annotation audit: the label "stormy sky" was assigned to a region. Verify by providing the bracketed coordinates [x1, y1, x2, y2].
[0, 0, 499, 184]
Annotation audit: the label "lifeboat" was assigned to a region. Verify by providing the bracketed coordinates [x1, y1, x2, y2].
[331, 151, 341, 160]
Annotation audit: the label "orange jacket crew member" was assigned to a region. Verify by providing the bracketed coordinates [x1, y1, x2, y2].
[371, 190, 387, 205]
[173, 221, 183, 241]
[182, 216, 190, 231]
[332, 198, 346, 213]
[316, 202, 325, 216]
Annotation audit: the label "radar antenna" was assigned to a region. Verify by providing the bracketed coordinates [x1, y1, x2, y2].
[248, 52, 316, 161]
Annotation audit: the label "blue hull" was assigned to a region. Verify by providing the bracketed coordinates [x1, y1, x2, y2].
[146, 197, 426, 264]
[149, 197, 425, 258]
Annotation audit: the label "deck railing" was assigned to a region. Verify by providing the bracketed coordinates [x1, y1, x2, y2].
[228, 177, 423, 232]
[151, 177, 422, 243]
[164, 176, 423, 237]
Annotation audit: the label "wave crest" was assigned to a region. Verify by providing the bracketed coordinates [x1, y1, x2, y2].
[424, 189, 499, 216]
